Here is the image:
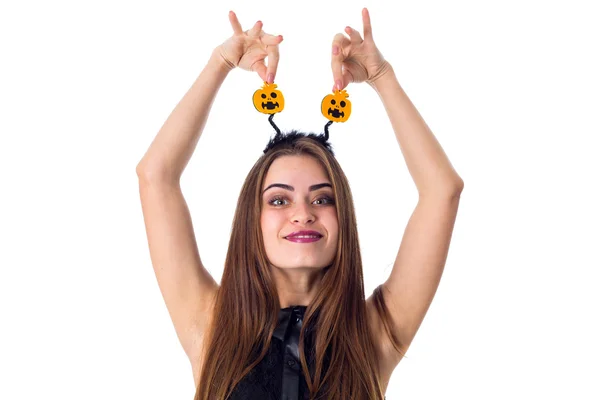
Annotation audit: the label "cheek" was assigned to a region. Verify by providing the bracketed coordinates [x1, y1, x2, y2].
[260, 213, 269, 233]
[260, 211, 280, 235]
[322, 211, 339, 235]
[331, 221, 340, 239]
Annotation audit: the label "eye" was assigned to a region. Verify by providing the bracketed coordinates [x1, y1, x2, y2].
[340, 101, 346, 107]
[267, 196, 335, 207]
[271, 92, 277, 98]
[314, 196, 335, 206]
[330, 99, 336, 105]
[261, 93, 267, 99]
[268, 196, 287, 206]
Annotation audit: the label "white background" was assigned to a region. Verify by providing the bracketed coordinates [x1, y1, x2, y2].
[1, 0, 599, 398]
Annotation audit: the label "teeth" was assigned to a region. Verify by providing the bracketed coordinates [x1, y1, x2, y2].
[290, 235, 320, 239]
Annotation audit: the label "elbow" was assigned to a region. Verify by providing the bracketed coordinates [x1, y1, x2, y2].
[135, 163, 155, 181]
[136, 163, 178, 184]
[447, 178, 464, 199]
[420, 177, 464, 200]
[453, 178, 465, 195]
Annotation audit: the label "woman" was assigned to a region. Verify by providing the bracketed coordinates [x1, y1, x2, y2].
[136, 8, 464, 400]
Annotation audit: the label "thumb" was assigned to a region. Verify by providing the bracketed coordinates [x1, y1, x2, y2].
[252, 60, 267, 82]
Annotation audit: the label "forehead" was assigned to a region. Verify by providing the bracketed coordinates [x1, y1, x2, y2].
[263, 155, 329, 185]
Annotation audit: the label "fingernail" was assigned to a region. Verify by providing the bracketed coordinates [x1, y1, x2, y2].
[335, 79, 342, 90]
[332, 45, 339, 55]
[267, 73, 274, 83]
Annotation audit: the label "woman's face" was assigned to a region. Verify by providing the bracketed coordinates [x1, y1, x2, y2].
[260, 155, 339, 270]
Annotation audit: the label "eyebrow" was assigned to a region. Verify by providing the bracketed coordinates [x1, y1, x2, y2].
[262, 182, 332, 194]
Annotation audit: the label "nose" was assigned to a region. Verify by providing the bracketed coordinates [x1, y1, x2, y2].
[291, 202, 315, 224]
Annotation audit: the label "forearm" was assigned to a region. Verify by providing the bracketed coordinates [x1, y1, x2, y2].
[369, 64, 463, 197]
[136, 48, 233, 182]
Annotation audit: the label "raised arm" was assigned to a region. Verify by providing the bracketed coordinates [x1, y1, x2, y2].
[135, 50, 231, 368]
[136, 50, 231, 181]
[135, 11, 283, 376]
[331, 8, 464, 379]
[368, 61, 463, 355]
[137, 12, 282, 180]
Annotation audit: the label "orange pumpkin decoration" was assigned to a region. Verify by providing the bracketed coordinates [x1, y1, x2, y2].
[321, 89, 351, 122]
[253, 82, 285, 114]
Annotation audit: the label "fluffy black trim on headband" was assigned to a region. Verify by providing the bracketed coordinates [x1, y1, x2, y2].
[263, 129, 335, 156]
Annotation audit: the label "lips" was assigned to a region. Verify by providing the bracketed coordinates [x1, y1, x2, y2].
[285, 230, 323, 243]
[286, 236, 322, 243]
[285, 230, 323, 238]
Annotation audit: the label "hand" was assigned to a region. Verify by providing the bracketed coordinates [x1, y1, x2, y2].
[216, 11, 283, 83]
[331, 8, 391, 91]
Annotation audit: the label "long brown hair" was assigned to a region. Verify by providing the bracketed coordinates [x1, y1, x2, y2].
[195, 132, 404, 399]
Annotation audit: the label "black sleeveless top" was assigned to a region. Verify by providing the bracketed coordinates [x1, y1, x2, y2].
[228, 305, 386, 400]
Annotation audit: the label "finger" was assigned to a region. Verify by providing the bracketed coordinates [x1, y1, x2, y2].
[252, 60, 267, 82]
[248, 20, 263, 37]
[265, 44, 280, 83]
[228, 11, 243, 35]
[331, 33, 350, 91]
[261, 33, 283, 46]
[344, 26, 363, 45]
[362, 7, 373, 41]
[331, 69, 354, 91]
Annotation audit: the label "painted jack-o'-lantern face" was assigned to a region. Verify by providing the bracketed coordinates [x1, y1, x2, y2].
[321, 89, 351, 122]
[253, 82, 285, 114]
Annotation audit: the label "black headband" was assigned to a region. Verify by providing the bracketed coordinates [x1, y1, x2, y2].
[252, 82, 351, 156]
[262, 122, 336, 156]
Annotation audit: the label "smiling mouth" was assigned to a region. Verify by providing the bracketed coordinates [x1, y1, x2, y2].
[285, 236, 322, 243]
[328, 108, 344, 118]
[262, 101, 279, 110]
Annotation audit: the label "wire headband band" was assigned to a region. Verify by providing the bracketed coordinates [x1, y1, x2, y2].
[252, 82, 352, 155]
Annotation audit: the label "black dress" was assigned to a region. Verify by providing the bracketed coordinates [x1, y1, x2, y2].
[228, 305, 387, 400]
[228, 305, 311, 400]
